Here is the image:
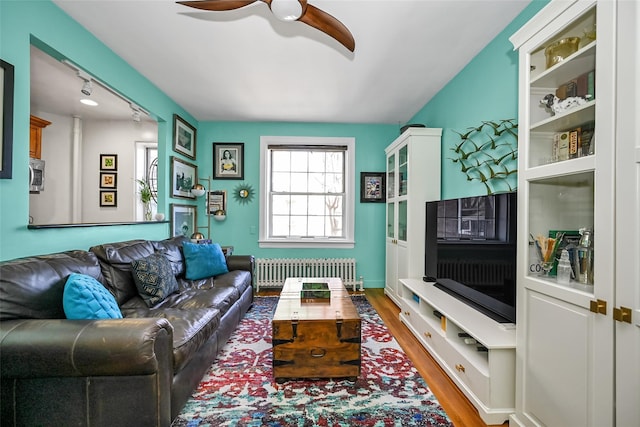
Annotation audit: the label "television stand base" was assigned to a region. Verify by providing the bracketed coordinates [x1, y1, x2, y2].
[398, 278, 516, 425]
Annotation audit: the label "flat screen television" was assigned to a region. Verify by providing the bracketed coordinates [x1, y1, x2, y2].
[424, 192, 517, 323]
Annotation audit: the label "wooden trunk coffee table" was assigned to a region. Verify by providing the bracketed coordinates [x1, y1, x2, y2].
[272, 277, 361, 382]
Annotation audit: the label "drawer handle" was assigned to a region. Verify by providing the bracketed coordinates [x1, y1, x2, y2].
[424, 332, 432, 338]
[310, 348, 326, 358]
[455, 363, 466, 373]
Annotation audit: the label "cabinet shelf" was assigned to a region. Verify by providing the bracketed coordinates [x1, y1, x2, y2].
[531, 41, 596, 88]
[524, 155, 595, 180]
[531, 100, 595, 132]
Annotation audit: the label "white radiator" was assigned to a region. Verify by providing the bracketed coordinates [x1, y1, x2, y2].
[256, 258, 363, 292]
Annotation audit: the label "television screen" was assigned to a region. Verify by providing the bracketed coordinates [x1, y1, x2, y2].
[424, 192, 517, 323]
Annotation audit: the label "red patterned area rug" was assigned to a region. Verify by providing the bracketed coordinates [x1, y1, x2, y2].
[172, 296, 452, 426]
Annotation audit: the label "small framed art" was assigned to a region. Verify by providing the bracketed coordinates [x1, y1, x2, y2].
[100, 154, 118, 171]
[213, 143, 244, 180]
[208, 190, 226, 214]
[100, 190, 117, 207]
[171, 156, 197, 199]
[1, 59, 15, 179]
[360, 172, 386, 203]
[173, 114, 196, 160]
[171, 203, 197, 237]
[99, 172, 117, 189]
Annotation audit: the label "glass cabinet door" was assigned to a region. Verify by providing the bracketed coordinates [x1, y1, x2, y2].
[387, 153, 395, 200]
[398, 200, 407, 242]
[387, 202, 395, 239]
[398, 145, 408, 197]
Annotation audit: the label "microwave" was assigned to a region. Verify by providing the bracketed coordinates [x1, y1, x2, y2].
[29, 158, 45, 192]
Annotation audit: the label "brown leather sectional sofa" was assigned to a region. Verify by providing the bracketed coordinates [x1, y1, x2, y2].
[0, 235, 254, 426]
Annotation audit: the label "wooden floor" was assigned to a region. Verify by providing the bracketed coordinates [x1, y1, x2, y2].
[259, 287, 503, 427]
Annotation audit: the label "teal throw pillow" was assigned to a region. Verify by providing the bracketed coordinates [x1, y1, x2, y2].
[131, 252, 179, 307]
[183, 242, 229, 280]
[63, 273, 123, 319]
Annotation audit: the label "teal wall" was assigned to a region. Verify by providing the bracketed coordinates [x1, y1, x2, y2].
[0, 1, 195, 261]
[193, 121, 397, 288]
[410, 0, 549, 200]
[0, 0, 547, 288]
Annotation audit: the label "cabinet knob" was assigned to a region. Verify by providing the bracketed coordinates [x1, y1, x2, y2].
[455, 363, 466, 373]
[404, 311, 410, 316]
[614, 306, 632, 323]
[589, 299, 607, 315]
[424, 332, 432, 338]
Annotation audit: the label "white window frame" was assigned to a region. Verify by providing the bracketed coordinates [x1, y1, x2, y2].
[259, 136, 355, 248]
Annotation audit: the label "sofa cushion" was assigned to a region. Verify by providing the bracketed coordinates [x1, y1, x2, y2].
[63, 273, 122, 319]
[183, 242, 228, 280]
[131, 253, 179, 307]
[152, 235, 188, 277]
[90, 240, 156, 305]
[0, 250, 103, 321]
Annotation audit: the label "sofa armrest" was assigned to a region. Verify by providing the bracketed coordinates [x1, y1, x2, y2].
[0, 318, 173, 378]
[226, 255, 255, 284]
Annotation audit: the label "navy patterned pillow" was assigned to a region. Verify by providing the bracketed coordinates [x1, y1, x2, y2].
[131, 252, 179, 307]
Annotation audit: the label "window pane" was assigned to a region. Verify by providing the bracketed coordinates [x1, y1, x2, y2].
[291, 152, 308, 172]
[290, 172, 308, 192]
[308, 215, 325, 235]
[325, 152, 343, 173]
[272, 172, 290, 192]
[326, 216, 343, 236]
[308, 151, 325, 172]
[272, 151, 290, 172]
[272, 194, 290, 215]
[290, 215, 307, 235]
[325, 195, 342, 215]
[290, 195, 307, 215]
[272, 215, 290, 236]
[325, 173, 343, 193]
[308, 195, 326, 215]
[308, 172, 325, 192]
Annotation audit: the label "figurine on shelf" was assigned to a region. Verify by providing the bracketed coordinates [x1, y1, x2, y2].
[541, 93, 592, 115]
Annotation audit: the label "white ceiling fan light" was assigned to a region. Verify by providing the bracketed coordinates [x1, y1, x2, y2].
[270, 0, 303, 21]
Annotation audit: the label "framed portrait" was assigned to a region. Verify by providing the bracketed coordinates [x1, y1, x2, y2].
[99, 172, 117, 189]
[360, 172, 386, 203]
[207, 190, 226, 214]
[171, 156, 197, 199]
[173, 114, 196, 160]
[1, 59, 15, 179]
[100, 154, 118, 171]
[100, 190, 117, 207]
[213, 142, 244, 180]
[171, 203, 197, 238]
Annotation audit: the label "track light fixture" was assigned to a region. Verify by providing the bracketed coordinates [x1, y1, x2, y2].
[130, 103, 142, 122]
[81, 79, 93, 96]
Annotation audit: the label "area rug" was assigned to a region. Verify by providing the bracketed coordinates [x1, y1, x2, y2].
[172, 296, 452, 426]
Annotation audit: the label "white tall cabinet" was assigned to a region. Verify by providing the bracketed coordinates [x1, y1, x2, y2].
[384, 128, 441, 306]
[510, 1, 639, 426]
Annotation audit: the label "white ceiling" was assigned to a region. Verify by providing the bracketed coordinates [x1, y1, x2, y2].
[48, 0, 530, 125]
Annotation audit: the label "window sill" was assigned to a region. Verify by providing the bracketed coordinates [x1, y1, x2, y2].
[258, 239, 355, 249]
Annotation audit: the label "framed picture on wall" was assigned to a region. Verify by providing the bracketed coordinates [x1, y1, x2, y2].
[100, 154, 118, 171]
[360, 172, 386, 203]
[207, 190, 226, 214]
[99, 172, 117, 189]
[171, 156, 197, 199]
[171, 203, 197, 238]
[173, 114, 196, 160]
[100, 190, 117, 207]
[213, 143, 244, 180]
[1, 59, 15, 179]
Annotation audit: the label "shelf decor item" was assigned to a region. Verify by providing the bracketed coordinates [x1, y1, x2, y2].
[545, 37, 580, 68]
[173, 114, 196, 160]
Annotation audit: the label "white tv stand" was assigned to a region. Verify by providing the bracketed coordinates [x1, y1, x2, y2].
[398, 278, 516, 425]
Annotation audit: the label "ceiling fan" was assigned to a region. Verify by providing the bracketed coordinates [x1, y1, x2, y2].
[176, 0, 355, 52]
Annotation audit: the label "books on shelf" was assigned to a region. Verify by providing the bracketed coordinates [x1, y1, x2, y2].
[555, 70, 596, 101]
[551, 122, 594, 163]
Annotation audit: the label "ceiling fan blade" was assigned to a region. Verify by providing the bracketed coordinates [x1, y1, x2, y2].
[299, 4, 355, 52]
[176, 0, 257, 11]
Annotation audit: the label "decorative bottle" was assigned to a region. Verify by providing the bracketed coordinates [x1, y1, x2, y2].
[557, 249, 572, 284]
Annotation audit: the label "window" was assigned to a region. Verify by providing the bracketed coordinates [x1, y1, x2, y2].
[260, 136, 355, 248]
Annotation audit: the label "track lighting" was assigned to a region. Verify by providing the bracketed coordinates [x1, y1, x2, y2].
[130, 103, 142, 122]
[81, 79, 93, 96]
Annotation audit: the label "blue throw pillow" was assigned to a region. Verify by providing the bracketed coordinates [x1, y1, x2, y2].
[131, 252, 179, 307]
[63, 273, 123, 319]
[183, 242, 229, 280]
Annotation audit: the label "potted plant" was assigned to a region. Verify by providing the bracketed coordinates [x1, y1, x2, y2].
[136, 179, 153, 221]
